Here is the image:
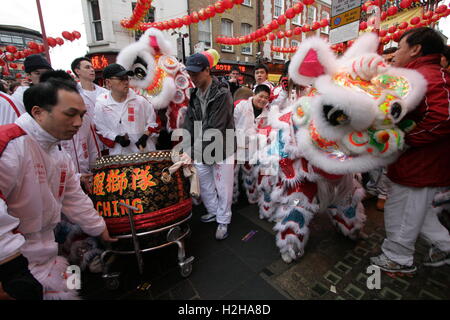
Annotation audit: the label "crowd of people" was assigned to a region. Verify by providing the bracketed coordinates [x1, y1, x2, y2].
[0, 26, 449, 300]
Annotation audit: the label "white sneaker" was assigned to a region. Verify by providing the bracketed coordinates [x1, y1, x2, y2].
[201, 213, 216, 223]
[215, 224, 229, 240]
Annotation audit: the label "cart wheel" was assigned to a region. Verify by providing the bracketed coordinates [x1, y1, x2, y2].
[180, 262, 193, 278]
[105, 277, 121, 290]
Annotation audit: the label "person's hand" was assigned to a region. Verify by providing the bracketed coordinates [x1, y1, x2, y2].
[135, 134, 149, 150]
[80, 173, 93, 194]
[114, 134, 131, 147]
[20, 78, 30, 86]
[280, 76, 289, 91]
[100, 227, 118, 242]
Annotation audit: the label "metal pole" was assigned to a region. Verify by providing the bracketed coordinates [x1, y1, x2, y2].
[35, 0, 51, 65]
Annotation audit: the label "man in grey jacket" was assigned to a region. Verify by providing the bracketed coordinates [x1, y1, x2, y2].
[182, 52, 235, 240]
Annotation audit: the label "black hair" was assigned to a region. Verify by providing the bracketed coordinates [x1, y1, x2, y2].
[40, 70, 74, 83]
[399, 27, 445, 56]
[71, 57, 91, 77]
[382, 47, 397, 55]
[24, 78, 79, 116]
[230, 66, 240, 73]
[254, 64, 269, 74]
[442, 46, 450, 65]
[0, 81, 6, 93]
[283, 60, 291, 76]
[254, 84, 271, 96]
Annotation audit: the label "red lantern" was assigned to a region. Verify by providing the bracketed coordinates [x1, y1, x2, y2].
[0, 59, 5, 67]
[234, 0, 244, 5]
[270, 20, 279, 30]
[293, 2, 304, 14]
[277, 31, 284, 39]
[38, 44, 44, 52]
[206, 5, 216, 17]
[436, 5, 447, 15]
[410, 16, 420, 25]
[388, 25, 397, 34]
[191, 11, 199, 23]
[215, 1, 225, 13]
[285, 30, 293, 38]
[15, 73, 22, 79]
[9, 63, 17, 69]
[72, 31, 81, 39]
[398, 21, 408, 29]
[379, 29, 388, 37]
[6, 54, 14, 61]
[303, 0, 315, 5]
[56, 37, 64, 45]
[62, 31, 74, 41]
[387, 6, 398, 16]
[277, 15, 287, 25]
[381, 11, 387, 21]
[27, 41, 38, 49]
[182, 15, 192, 25]
[302, 24, 311, 32]
[2, 70, 10, 77]
[223, 0, 234, 10]
[294, 27, 302, 35]
[47, 37, 57, 47]
[360, 21, 368, 30]
[5, 45, 17, 54]
[269, 33, 276, 41]
[423, 11, 433, 20]
[320, 18, 329, 28]
[400, 0, 412, 9]
[285, 8, 296, 19]
[392, 31, 402, 42]
[312, 21, 321, 30]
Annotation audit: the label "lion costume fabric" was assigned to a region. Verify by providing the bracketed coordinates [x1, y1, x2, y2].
[249, 33, 427, 263]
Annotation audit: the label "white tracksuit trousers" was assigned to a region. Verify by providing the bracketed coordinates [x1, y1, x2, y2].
[381, 179, 450, 266]
[195, 156, 235, 225]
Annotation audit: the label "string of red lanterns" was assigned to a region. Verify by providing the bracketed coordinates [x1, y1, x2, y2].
[216, 1, 311, 46]
[120, 0, 153, 30]
[271, 46, 298, 53]
[0, 30, 82, 73]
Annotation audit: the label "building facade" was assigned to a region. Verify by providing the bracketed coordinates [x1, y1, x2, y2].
[0, 25, 43, 79]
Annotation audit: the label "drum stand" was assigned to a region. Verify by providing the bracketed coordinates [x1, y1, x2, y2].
[100, 203, 194, 290]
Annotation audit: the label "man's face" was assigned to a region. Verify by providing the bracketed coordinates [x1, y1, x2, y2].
[230, 70, 240, 80]
[382, 53, 395, 65]
[28, 68, 51, 85]
[76, 60, 95, 82]
[187, 68, 210, 89]
[106, 75, 130, 96]
[393, 36, 420, 68]
[253, 91, 270, 109]
[34, 90, 86, 140]
[255, 68, 268, 84]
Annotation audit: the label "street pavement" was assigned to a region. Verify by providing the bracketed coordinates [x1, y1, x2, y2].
[80, 197, 450, 300]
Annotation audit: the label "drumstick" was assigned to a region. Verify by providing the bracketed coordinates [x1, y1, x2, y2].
[118, 202, 140, 212]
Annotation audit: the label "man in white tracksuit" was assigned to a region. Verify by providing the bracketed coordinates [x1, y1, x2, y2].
[0, 91, 23, 125]
[0, 79, 115, 300]
[94, 63, 159, 155]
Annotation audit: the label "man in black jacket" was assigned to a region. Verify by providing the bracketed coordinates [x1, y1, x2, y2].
[182, 52, 235, 240]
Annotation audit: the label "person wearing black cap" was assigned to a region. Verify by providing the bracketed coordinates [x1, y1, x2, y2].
[11, 54, 53, 116]
[94, 63, 159, 155]
[181, 52, 235, 240]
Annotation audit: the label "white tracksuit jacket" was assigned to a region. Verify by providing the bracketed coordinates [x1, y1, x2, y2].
[60, 84, 108, 174]
[0, 92, 25, 125]
[0, 113, 106, 289]
[94, 89, 159, 155]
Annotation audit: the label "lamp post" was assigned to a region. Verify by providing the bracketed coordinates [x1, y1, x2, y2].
[172, 31, 189, 64]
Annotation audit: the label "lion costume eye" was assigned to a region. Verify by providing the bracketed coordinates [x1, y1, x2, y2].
[323, 104, 350, 126]
[390, 102, 402, 120]
[133, 64, 147, 80]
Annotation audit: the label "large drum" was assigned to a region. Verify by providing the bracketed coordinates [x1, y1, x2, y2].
[90, 150, 192, 236]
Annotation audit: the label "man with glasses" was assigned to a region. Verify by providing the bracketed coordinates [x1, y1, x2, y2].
[94, 63, 159, 155]
[12, 54, 53, 113]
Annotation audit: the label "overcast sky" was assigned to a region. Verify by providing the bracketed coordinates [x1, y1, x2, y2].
[0, 0, 449, 72]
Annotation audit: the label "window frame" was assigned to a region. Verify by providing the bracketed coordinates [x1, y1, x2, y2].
[221, 19, 234, 53]
[89, 0, 104, 42]
[273, 0, 284, 18]
[198, 19, 212, 49]
[240, 23, 252, 55]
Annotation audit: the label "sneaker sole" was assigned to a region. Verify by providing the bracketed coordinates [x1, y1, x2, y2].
[201, 216, 216, 223]
[371, 263, 417, 274]
[423, 258, 450, 267]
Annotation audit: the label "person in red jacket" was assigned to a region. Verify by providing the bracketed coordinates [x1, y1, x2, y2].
[370, 27, 450, 273]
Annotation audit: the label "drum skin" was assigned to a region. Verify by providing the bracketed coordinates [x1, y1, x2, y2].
[90, 151, 192, 235]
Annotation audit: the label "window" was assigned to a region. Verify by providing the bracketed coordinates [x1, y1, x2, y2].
[221, 19, 233, 52]
[274, 0, 284, 18]
[243, 0, 251, 6]
[0, 35, 12, 43]
[89, 0, 103, 41]
[241, 23, 252, 54]
[198, 19, 212, 49]
[321, 11, 330, 34]
[307, 6, 317, 25]
[273, 38, 283, 60]
[11, 36, 23, 45]
[291, 40, 300, 49]
[133, 3, 155, 40]
[292, 1, 302, 25]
